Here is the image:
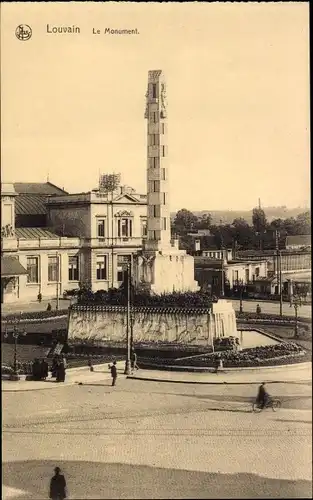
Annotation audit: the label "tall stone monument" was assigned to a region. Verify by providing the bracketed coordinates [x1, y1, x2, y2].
[134, 70, 199, 294]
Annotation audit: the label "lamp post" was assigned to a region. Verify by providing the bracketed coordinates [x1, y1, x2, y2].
[56, 251, 60, 311]
[237, 279, 244, 315]
[275, 230, 283, 317]
[124, 261, 131, 375]
[8, 316, 26, 380]
[290, 294, 302, 338]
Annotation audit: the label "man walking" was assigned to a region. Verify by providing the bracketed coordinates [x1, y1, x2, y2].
[131, 350, 139, 373]
[49, 466, 67, 500]
[110, 361, 117, 387]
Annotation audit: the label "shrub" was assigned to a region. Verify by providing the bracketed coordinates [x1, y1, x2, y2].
[2, 309, 68, 322]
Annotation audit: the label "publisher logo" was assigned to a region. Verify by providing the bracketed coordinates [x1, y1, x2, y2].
[15, 25, 32, 41]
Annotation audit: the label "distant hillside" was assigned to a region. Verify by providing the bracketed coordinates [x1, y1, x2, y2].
[170, 207, 309, 224]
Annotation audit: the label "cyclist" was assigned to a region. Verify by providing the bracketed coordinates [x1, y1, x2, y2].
[256, 382, 270, 409]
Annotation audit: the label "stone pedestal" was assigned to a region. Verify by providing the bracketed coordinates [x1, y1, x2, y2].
[209, 299, 238, 339]
[134, 242, 199, 294]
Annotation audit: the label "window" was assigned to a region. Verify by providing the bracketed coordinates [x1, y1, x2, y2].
[162, 193, 166, 205]
[150, 134, 159, 146]
[97, 218, 106, 238]
[153, 205, 160, 218]
[48, 256, 59, 282]
[153, 180, 160, 192]
[27, 257, 39, 283]
[162, 218, 167, 230]
[141, 219, 147, 237]
[149, 230, 160, 240]
[150, 112, 157, 123]
[255, 267, 260, 277]
[212, 276, 219, 286]
[96, 255, 107, 280]
[161, 145, 166, 157]
[117, 218, 132, 238]
[68, 256, 79, 281]
[245, 269, 249, 282]
[234, 270, 239, 282]
[152, 83, 157, 98]
[149, 230, 156, 240]
[161, 168, 166, 180]
[160, 123, 165, 134]
[117, 255, 131, 282]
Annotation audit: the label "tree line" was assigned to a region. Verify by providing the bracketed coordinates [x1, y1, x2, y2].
[171, 208, 311, 252]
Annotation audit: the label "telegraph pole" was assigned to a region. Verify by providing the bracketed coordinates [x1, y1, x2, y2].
[124, 262, 131, 375]
[56, 251, 60, 310]
[275, 231, 283, 317]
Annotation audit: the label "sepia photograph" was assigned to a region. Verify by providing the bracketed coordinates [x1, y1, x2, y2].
[1, 2, 311, 499]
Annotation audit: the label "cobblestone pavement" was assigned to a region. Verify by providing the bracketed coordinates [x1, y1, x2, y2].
[2, 378, 312, 499]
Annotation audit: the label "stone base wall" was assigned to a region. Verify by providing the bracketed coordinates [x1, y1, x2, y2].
[68, 306, 212, 345]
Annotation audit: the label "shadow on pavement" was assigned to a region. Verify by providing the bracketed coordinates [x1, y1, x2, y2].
[2, 460, 312, 499]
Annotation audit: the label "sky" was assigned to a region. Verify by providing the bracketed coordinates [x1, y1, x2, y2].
[1, 2, 310, 211]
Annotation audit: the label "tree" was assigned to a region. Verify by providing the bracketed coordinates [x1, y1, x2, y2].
[231, 218, 254, 249]
[172, 209, 198, 236]
[252, 208, 267, 234]
[195, 214, 212, 230]
[295, 211, 311, 235]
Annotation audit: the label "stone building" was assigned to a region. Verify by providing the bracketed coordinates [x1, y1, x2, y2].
[1, 181, 147, 304]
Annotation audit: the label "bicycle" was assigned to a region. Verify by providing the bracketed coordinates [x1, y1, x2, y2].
[252, 397, 282, 412]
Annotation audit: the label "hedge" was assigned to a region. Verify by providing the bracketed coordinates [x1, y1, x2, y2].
[2, 309, 68, 323]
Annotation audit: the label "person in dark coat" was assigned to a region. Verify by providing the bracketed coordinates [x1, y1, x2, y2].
[256, 382, 269, 409]
[49, 466, 67, 500]
[32, 359, 41, 381]
[110, 361, 117, 386]
[56, 360, 66, 383]
[40, 359, 49, 380]
[51, 357, 58, 378]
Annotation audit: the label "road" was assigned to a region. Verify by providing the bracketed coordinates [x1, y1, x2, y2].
[2, 378, 312, 499]
[231, 299, 311, 319]
[2, 298, 311, 319]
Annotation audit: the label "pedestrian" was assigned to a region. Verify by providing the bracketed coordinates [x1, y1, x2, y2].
[62, 355, 67, 370]
[214, 354, 220, 374]
[47, 302, 52, 311]
[37, 292, 42, 303]
[131, 351, 139, 372]
[40, 358, 49, 380]
[49, 466, 67, 500]
[32, 358, 41, 381]
[256, 304, 261, 315]
[56, 359, 66, 383]
[110, 360, 117, 386]
[51, 357, 58, 378]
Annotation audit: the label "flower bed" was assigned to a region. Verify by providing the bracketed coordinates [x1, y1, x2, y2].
[135, 342, 310, 369]
[2, 309, 68, 323]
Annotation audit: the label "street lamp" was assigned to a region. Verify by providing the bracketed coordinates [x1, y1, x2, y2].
[275, 230, 283, 317]
[124, 261, 132, 375]
[236, 279, 244, 315]
[290, 294, 302, 339]
[7, 317, 27, 380]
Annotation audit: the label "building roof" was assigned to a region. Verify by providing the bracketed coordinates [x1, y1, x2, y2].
[13, 182, 68, 196]
[1, 256, 28, 277]
[286, 235, 311, 247]
[15, 227, 60, 239]
[15, 194, 48, 215]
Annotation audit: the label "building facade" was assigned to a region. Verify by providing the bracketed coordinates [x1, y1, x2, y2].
[1, 182, 148, 304]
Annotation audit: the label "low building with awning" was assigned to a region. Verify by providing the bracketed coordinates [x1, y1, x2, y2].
[1, 256, 28, 303]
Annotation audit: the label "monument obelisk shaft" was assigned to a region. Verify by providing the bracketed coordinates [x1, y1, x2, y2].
[134, 70, 199, 294]
[144, 70, 171, 250]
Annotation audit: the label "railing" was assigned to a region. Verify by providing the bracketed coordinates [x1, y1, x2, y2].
[2, 237, 81, 250]
[86, 237, 144, 247]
